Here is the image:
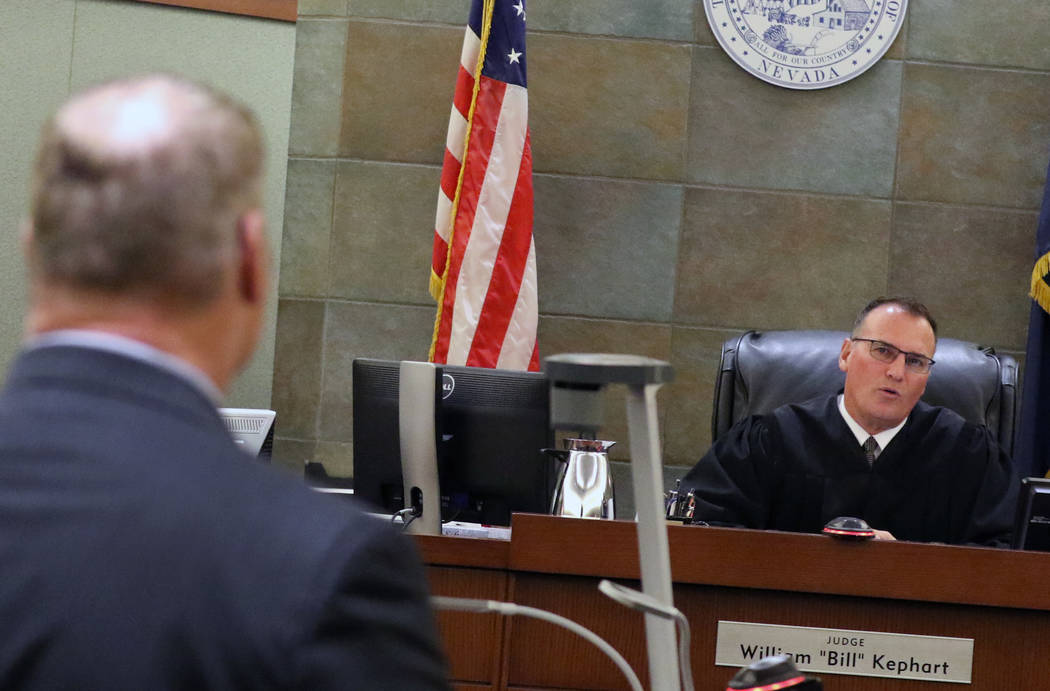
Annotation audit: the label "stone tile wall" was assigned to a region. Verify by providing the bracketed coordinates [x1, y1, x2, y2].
[275, 0, 1050, 486]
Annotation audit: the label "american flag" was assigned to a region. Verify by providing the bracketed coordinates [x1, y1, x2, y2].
[428, 0, 539, 371]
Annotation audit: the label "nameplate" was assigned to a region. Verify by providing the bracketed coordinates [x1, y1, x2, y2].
[715, 621, 973, 684]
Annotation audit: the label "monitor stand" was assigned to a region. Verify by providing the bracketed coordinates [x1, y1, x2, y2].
[398, 360, 442, 535]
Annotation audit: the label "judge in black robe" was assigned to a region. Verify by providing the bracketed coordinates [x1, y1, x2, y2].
[679, 393, 1019, 546]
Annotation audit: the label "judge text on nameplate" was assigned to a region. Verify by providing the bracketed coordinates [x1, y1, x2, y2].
[715, 621, 973, 683]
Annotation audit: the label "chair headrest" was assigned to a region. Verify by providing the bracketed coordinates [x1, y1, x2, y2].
[725, 330, 1011, 432]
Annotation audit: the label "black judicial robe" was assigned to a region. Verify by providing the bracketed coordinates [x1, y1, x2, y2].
[680, 394, 1019, 546]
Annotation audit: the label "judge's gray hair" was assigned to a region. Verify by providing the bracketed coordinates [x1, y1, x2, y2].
[852, 296, 938, 338]
[29, 74, 263, 306]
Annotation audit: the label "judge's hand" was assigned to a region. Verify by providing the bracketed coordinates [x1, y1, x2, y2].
[872, 529, 897, 541]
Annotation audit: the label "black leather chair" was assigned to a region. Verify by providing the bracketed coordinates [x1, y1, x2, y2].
[711, 330, 1018, 457]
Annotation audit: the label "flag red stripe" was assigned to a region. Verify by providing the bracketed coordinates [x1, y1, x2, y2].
[466, 133, 533, 367]
[453, 66, 474, 120]
[432, 77, 506, 363]
[431, 65, 475, 280]
[433, 147, 461, 279]
[431, 231, 449, 280]
[439, 148, 461, 203]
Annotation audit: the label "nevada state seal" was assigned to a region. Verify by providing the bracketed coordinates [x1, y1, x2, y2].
[704, 0, 906, 89]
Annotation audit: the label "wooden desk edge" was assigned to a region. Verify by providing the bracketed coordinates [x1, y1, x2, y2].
[423, 513, 1050, 612]
[415, 534, 510, 569]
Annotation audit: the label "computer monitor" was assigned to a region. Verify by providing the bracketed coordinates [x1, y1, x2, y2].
[1012, 477, 1050, 551]
[219, 408, 276, 462]
[351, 358, 555, 526]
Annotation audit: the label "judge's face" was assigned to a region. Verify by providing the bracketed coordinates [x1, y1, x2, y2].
[838, 304, 936, 435]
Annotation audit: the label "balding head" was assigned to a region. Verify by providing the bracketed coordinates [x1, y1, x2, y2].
[29, 74, 263, 306]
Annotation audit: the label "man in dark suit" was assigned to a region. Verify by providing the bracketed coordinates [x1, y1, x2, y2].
[0, 74, 449, 690]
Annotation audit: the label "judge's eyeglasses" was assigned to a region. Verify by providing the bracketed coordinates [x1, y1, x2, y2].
[851, 338, 935, 374]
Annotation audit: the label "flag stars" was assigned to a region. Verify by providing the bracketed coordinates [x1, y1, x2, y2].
[507, 48, 522, 64]
[512, 1, 525, 20]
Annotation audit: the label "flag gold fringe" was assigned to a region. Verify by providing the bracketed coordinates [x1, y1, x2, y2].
[429, 0, 496, 363]
[1031, 251, 1050, 315]
[429, 270, 442, 303]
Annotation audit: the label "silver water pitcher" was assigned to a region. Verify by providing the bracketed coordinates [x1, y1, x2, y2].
[548, 438, 615, 519]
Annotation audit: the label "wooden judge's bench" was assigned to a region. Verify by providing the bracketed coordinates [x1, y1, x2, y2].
[415, 514, 1050, 690]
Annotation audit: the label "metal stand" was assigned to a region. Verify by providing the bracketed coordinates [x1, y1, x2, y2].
[544, 353, 680, 691]
[398, 360, 442, 535]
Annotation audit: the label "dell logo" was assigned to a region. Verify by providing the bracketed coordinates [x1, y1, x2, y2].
[442, 374, 455, 399]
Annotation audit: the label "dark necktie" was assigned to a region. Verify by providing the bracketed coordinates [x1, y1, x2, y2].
[863, 436, 880, 465]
